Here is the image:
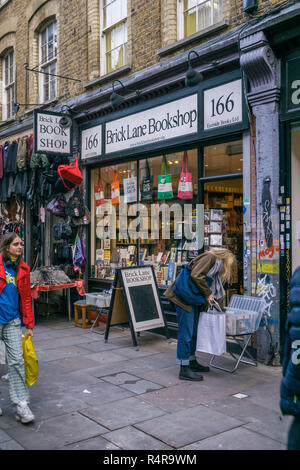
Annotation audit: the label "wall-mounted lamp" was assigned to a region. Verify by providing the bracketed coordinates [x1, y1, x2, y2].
[110, 80, 141, 108]
[13, 102, 43, 114]
[58, 105, 75, 129]
[185, 50, 204, 87]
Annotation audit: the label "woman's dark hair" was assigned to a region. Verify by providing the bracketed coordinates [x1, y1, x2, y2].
[0, 232, 23, 265]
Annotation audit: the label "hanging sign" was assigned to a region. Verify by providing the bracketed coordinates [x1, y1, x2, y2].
[203, 79, 243, 133]
[81, 124, 102, 160]
[105, 94, 198, 154]
[104, 266, 170, 347]
[34, 110, 72, 155]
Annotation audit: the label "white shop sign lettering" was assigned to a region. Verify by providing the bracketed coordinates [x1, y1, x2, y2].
[81, 125, 102, 159]
[105, 95, 198, 153]
[204, 79, 242, 131]
[36, 112, 71, 154]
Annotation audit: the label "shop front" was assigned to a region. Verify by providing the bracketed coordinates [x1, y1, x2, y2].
[279, 48, 300, 355]
[80, 70, 249, 337]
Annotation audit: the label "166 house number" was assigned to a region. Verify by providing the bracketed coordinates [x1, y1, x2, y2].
[204, 79, 242, 131]
[81, 125, 102, 159]
[84, 133, 99, 151]
[210, 92, 235, 117]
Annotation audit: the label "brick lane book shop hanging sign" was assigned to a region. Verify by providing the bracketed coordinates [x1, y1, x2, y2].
[34, 110, 72, 155]
[105, 94, 198, 154]
[104, 266, 170, 348]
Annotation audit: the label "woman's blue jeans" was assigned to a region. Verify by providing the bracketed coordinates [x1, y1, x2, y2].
[175, 304, 199, 365]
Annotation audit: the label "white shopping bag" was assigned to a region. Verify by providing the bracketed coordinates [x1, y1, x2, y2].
[196, 303, 226, 356]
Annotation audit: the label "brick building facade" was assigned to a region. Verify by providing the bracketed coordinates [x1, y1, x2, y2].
[0, 0, 299, 364]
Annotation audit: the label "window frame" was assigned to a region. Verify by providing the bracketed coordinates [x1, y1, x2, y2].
[100, 0, 128, 76]
[178, 0, 223, 40]
[2, 49, 15, 121]
[38, 20, 57, 103]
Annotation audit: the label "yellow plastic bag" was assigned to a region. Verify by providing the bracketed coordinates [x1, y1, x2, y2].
[22, 335, 38, 386]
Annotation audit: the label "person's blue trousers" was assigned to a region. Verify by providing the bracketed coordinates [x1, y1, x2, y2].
[175, 304, 199, 365]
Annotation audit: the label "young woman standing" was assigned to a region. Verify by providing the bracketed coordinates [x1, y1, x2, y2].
[0, 232, 35, 423]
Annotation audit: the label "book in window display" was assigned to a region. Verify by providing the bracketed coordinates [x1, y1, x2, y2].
[210, 234, 223, 246]
[210, 209, 223, 221]
[210, 221, 222, 233]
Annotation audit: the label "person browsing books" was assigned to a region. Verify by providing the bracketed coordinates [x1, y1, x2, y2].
[165, 249, 236, 381]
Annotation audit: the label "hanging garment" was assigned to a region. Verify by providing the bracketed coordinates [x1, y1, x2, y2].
[26, 135, 34, 167]
[17, 136, 28, 172]
[0, 146, 3, 180]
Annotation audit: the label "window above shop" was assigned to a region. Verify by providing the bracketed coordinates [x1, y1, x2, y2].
[204, 140, 243, 177]
[39, 20, 57, 103]
[100, 0, 128, 75]
[2, 49, 15, 121]
[178, 0, 223, 40]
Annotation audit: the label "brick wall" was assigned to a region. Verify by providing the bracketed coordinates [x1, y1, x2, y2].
[0, 0, 295, 123]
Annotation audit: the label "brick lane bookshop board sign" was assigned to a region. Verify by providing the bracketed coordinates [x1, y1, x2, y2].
[105, 94, 198, 154]
[34, 110, 72, 155]
[104, 266, 170, 348]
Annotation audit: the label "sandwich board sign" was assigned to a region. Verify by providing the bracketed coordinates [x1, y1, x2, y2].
[104, 266, 170, 348]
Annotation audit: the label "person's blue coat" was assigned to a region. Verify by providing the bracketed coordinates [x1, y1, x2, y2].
[280, 266, 300, 416]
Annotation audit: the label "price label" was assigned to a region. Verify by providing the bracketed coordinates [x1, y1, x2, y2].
[81, 125, 102, 159]
[204, 79, 242, 131]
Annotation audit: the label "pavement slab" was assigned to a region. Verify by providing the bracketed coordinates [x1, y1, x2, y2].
[181, 426, 285, 450]
[103, 425, 172, 450]
[65, 380, 135, 407]
[6, 412, 108, 450]
[202, 395, 275, 424]
[135, 404, 244, 448]
[136, 382, 217, 413]
[61, 436, 120, 450]
[80, 396, 167, 430]
[244, 411, 293, 445]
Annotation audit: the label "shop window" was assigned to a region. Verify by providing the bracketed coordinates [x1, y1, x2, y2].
[39, 21, 57, 102]
[100, 0, 127, 75]
[204, 140, 243, 177]
[202, 140, 243, 296]
[2, 49, 15, 120]
[179, 0, 223, 39]
[90, 149, 198, 283]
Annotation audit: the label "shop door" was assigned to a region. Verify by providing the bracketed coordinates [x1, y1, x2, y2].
[291, 126, 300, 272]
[200, 139, 243, 303]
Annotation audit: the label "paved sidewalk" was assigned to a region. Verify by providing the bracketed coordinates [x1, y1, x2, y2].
[0, 313, 291, 450]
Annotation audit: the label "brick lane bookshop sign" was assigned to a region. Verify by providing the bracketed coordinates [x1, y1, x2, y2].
[34, 110, 72, 155]
[105, 94, 198, 154]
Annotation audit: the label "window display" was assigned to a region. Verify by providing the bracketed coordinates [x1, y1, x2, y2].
[89, 139, 243, 296]
[90, 150, 198, 283]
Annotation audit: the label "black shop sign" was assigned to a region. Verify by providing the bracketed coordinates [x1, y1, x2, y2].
[34, 110, 72, 155]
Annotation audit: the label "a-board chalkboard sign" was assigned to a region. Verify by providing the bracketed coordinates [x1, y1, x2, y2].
[104, 266, 170, 348]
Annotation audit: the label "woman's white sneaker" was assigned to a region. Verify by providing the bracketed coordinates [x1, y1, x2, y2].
[15, 401, 35, 424]
[1, 373, 9, 383]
